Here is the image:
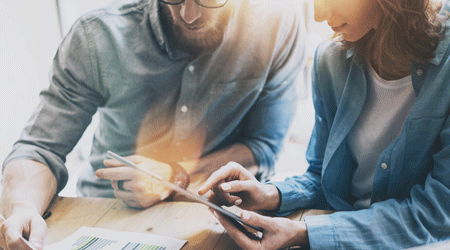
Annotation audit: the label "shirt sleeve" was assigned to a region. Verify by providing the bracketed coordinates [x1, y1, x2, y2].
[305, 171, 450, 249]
[269, 47, 332, 212]
[2, 17, 106, 193]
[238, 8, 307, 181]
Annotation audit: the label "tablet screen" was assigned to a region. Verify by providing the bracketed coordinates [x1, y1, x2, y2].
[106, 151, 264, 234]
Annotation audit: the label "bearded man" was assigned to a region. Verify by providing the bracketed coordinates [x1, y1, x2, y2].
[1, 0, 305, 248]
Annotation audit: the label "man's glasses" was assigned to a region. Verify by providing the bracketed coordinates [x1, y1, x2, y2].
[159, 0, 228, 9]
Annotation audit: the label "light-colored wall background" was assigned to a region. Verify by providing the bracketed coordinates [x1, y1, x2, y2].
[0, 0, 333, 196]
[0, 0, 61, 166]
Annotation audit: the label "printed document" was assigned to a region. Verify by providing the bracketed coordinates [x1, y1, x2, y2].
[45, 226, 187, 250]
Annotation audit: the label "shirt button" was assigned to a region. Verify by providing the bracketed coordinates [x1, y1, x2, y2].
[416, 69, 423, 76]
[181, 105, 188, 113]
[381, 163, 388, 170]
[175, 141, 181, 147]
[188, 65, 195, 73]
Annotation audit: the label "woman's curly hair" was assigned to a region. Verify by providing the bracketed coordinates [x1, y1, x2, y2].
[340, 0, 444, 79]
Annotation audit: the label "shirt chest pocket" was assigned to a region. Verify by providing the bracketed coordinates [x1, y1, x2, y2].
[390, 116, 446, 178]
[206, 78, 264, 131]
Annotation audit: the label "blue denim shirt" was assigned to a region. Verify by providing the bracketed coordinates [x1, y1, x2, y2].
[273, 1, 450, 249]
[3, 0, 306, 196]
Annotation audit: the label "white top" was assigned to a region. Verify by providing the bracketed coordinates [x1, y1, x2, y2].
[348, 68, 416, 209]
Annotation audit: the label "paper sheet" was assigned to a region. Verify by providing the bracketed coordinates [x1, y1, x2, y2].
[45, 226, 187, 250]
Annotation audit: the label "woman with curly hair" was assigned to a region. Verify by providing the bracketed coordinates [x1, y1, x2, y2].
[198, 0, 450, 249]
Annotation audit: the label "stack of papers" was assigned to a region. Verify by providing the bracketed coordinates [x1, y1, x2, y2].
[46, 226, 187, 250]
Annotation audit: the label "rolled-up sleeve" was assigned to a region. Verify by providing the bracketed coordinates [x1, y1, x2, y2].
[2, 17, 106, 193]
[269, 46, 332, 213]
[239, 8, 306, 181]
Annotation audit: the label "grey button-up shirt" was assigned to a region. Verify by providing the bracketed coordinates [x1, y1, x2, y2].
[3, 0, 306, 197]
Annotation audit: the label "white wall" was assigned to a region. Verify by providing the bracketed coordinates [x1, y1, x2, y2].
[0, 0, 61, 166]
[58, 0, 114, 36]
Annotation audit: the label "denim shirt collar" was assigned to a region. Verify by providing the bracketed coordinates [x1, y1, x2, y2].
[148, 0, 166, 51]
[148, 0, 190, 60]
[345, 4, 450, 96]
[431, 1, 450, 65]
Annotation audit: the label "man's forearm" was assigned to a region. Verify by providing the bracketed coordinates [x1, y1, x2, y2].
[1, 159, 57, 217]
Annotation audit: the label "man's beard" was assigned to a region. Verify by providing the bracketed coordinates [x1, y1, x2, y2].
[160, 4, 234, 55]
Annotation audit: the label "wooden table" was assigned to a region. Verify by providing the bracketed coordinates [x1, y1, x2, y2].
[43, 196, 333, 249]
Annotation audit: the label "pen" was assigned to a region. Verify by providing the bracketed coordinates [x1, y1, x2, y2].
[0, 213, 39, 250]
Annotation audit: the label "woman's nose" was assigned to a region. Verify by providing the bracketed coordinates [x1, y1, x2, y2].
[314, 0, 332, 22]
[180, 0, 202, 24]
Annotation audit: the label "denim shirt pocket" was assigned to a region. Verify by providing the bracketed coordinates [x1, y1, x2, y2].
[386, 115, 446, 199]
[204, 78, 264, 139]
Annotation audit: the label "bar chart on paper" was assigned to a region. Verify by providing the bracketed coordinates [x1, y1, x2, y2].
[71, 235, 168, 250]
[46, 227, 186, 250]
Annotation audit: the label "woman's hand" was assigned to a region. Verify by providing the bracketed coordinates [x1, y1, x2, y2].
[198, 162, 280, 211]
[213, 209, 309, 250]
[96, 155, 188, 208]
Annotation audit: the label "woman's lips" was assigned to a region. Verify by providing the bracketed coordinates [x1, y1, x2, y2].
[331, 23, 347, 32]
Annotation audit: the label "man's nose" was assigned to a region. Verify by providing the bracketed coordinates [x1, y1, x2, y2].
[314, 0, 331, 22]
[180, 0, 202, 24]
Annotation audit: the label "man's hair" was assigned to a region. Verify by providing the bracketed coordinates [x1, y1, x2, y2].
[339, 0, 443, 79]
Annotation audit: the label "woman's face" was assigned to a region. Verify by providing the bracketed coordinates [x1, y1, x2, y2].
[314, 0, 382, 42]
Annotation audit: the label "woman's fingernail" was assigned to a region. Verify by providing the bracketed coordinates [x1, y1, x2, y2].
[221, 183, 231, 191]
[242, 211, 250, 220]
[235, 199, 242, 206]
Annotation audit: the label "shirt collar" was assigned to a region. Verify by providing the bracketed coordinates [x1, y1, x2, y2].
[148, 0, 167, 52]
[429, 0, 450, 65]
[147, 0, 191, 59]
[346, 47, 366, 68]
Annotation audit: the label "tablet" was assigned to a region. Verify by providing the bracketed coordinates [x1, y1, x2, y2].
[106, 151, 264, 235]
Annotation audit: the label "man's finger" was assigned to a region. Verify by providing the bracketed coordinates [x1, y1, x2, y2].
[113, 188, 138, 201]
[119, 192, 162, 208]
[95, 167, 135, 180]
[2, 222, 31, 250]
[111, 180, 131, 192]
[103, 155, 145, 167]
[28, 217, 47, 250]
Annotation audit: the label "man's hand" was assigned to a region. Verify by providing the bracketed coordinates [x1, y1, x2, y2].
[1, 159, 57, 250]
[213, 209, 309, 250]
[198, 162, 280, 211]
[95, 155, 180, 208]
[0, 209, 47, 250]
